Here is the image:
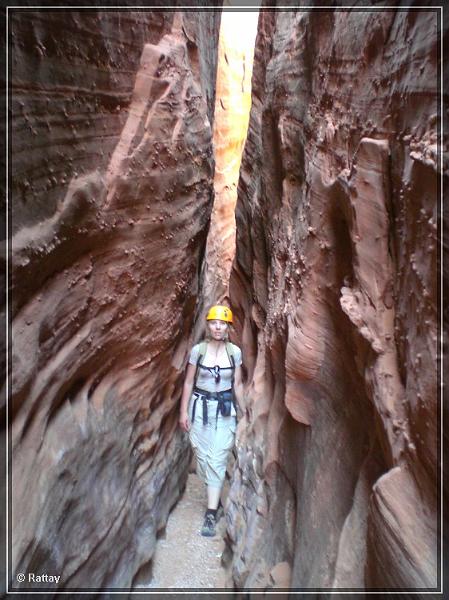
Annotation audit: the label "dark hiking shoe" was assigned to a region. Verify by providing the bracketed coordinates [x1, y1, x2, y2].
[201, 512, 216, 537]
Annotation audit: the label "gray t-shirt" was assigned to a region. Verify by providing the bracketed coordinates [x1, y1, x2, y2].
[189, 342, 242, 393]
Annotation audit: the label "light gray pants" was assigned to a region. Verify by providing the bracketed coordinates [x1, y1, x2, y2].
[188, 394, 236, 487]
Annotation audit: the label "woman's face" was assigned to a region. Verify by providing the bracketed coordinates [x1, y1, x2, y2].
[208, 319, 229, 340]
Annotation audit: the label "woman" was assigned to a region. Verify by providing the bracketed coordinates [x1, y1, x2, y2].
[179, 305, 243, 537]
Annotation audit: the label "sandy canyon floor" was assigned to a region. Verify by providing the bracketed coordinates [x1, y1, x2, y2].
[143, 473, 228, 590]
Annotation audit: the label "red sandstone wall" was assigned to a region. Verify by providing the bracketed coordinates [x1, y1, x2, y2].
[227, 7, 441, 590]
[8, 9, 220, 590]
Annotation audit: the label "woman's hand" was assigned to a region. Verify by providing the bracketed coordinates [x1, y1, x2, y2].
[179, 411, 190, 432]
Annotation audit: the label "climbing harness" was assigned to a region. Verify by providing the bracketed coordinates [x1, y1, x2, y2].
[191, 341, 238, 427]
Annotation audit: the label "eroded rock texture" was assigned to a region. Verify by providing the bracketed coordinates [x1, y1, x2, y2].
[9, 9, 220, 590]
[226, 7, 441, 590]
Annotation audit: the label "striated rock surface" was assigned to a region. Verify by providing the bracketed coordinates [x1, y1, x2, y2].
[8, 9, 220, 590]
[226, 7, 441, 590]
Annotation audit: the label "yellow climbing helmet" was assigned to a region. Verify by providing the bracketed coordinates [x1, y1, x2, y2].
[206, 305, 233, 323]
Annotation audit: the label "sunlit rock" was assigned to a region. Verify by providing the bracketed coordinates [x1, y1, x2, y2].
[201, 7, 259, 310]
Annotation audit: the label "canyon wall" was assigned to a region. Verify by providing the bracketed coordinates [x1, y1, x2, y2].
[8, 9, 220, 590]
[226, 7, 441, 590]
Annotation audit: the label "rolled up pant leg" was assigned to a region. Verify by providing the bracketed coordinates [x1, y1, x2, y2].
[189, 397, 236, 487]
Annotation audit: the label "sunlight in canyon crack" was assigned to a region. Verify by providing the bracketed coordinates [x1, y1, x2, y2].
[203, 5, 260, 303]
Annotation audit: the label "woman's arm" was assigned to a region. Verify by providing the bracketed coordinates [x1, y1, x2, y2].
[179, 362, 196, 432]
[233, 365, 244, 409]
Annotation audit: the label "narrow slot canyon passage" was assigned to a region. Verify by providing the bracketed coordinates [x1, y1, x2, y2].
[142, 7, 259, 589]
[7, 5, 442, 594]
